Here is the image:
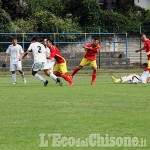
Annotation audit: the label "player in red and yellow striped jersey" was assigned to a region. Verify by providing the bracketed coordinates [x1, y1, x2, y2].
[135, 34, 150, 68]
[72, 38, 101, 85]
[47, 39, 74, 86]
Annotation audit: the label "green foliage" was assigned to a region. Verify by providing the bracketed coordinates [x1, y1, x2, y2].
[34, 11, 81, 33]
[26, 0, 66, 17]
[98, 10, 140, 33]
[13, 19, 37, 32]
[0, 8, 13, 32]
[0, 0, 149, 34]
[1, 0, 32, 20]
[67, 0, 100, 26]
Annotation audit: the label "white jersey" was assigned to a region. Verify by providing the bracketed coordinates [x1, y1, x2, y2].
[45, 46, 55, 71]
[45, 46, 52, 63]
[28, 42, 47, 63]
[140, 70, 149, 83]
[6, 44, 24, 63]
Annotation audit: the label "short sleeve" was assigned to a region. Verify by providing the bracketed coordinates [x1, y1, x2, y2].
[19, 45, 24, 53]
[6, 46, 10, 54]
[84, 43, 92, 47]
[27, 44, 32, 51]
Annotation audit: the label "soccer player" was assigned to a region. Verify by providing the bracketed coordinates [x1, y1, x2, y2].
[20, 36, 62, 86]
[112, 63, 150, 84]
[135, 34, 150, 68]
[3, 37, 26, 84]
[43, 38, 55, 71]
[71, 38, 101, 85]
[46, 39, 74, 86]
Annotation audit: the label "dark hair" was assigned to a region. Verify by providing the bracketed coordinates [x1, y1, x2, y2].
[93, 38, 99, 41]
[47, 38, 54, 45]
[12, 37, 17, 40]
[43, 38, 47, 42]
[32, 36, 39, 42]
[140, 33, 145, 37]
[142, 63, 148, 67]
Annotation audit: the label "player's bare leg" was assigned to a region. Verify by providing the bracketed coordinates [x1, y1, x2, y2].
[44, 69, 62, 86]
[32, 70, 48, 86]
[11, 71, 17, 84]
[18, 70, 26, 84]
[91, 67, 97, 85]
[71, 66, 83, 78]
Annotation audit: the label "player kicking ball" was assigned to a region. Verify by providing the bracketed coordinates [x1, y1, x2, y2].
[3, 37, 26, 84]
[112, 63, 150, 84]
[20, 36, 62, 87]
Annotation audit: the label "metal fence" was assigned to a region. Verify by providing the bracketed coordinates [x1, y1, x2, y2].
[0, 32, 130, 69]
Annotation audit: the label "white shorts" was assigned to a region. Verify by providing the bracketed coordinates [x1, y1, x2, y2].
[32, 62, 49, 71]
[10, 61, 22, 71]
[47, 61, 55, 71]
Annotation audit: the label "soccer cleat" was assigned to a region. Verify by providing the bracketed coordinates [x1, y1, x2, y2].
[13, 82, 17, 84]
[120, 76, 123, 83]
[56, 78, 63, 86]
[112, 76, 117, 84]
[44, 80, 49, 87]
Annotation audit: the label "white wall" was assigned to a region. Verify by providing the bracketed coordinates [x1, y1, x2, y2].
[134, 0, 150, 9]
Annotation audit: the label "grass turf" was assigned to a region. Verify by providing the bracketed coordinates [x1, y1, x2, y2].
[0, 75, 149, 150]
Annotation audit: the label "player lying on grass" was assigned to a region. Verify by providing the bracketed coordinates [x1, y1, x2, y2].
[20, 36, 62, 87]
[71, 38, 101, 85]
[112, 63, 150, 84]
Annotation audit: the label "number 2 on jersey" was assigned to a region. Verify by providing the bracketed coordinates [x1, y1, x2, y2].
[37, 46, 42, 53]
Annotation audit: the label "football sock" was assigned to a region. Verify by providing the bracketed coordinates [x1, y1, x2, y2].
[21, 73, 26, 81]
[61, 73, 72, 84]
[55, 72, 73, 84]
[91, 73, 96, 85]
[50, 72, 57, 81]
[116, 79, 120, 83]
[72, 67, 80, 76]
[34, 73, 46, 83]
[55, 72, 62, 77]
[12, 73, 16, 83]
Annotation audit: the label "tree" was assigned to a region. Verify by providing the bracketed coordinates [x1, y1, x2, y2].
[0, 8, 13, 32]
[1, 0, 32, 20]
[66, 0, 101, 26]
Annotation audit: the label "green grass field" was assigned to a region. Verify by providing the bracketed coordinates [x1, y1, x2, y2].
[0, 73, 150, 150]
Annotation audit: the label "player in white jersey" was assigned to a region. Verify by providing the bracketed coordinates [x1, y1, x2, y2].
[3, 37, 26, 84]
[112, 63, 150, 84]
[20, 36, 62, 86]
[43, 38, 55, 71]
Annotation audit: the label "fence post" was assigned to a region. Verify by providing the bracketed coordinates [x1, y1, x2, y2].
[21, 33, 25, 50]
[140, 26, 142, 68]
[53, 33, 57, 46]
